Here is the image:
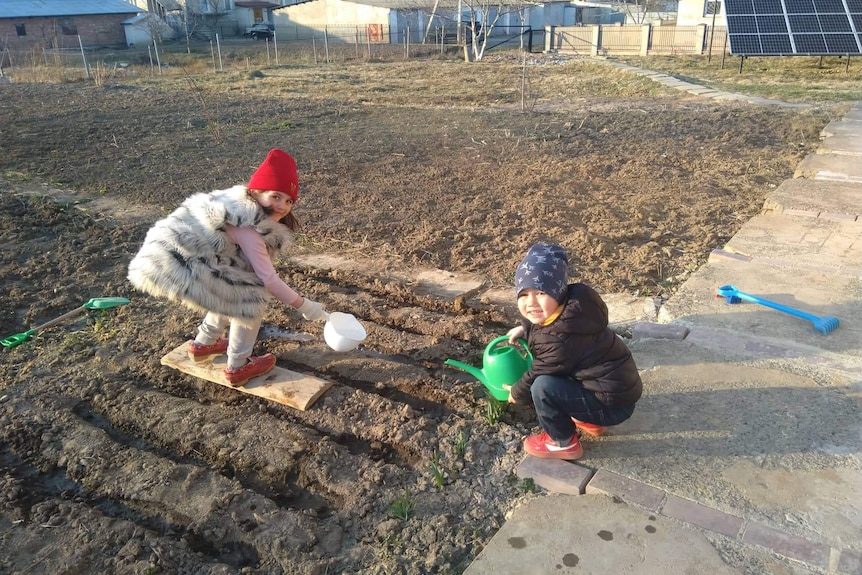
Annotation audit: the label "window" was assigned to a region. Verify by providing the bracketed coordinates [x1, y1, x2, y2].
[60, 18, 78, 35]
[15, 23, 26, 36]
[705, 0, 722, 16]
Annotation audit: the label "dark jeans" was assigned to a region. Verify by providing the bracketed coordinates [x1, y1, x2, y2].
[531, 374, 635, 444]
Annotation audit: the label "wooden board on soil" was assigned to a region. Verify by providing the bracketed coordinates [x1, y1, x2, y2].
[160, 343, 332, 411]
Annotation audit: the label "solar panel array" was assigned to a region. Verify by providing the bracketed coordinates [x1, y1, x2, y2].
[726, 0, 862, 55]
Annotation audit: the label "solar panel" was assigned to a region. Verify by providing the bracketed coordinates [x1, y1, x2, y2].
[725, 0, 862, 55]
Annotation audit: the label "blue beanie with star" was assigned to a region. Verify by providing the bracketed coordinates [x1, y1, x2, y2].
[514, 243, 569, 303]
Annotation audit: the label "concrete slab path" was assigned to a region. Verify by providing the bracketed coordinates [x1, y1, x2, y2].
[461, 75, 862, 574]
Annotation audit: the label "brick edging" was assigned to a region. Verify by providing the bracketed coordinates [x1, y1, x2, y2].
[518, 461, 857, 573]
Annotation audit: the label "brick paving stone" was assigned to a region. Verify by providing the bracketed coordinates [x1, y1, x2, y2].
[708, 249, 752, 263]
[660, 494, 743, 538]
[838, 549, 862, 575]
[783, 208, 821, 218]
[742, 522, 831, 569]
[584, 469, 666, 511]
[631, 322, 690, 341]
[820, 212, 859, 221]
[516, 456, 594, 495]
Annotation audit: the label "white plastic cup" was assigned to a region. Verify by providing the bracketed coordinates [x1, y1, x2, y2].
[323, 312, 367, 352]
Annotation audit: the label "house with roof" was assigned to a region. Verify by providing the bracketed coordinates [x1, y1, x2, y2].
[0, 0, 143, 50]
[123, 0, 283, 39]
[272, 0, 583, 44]
[676, 0, 725, 26]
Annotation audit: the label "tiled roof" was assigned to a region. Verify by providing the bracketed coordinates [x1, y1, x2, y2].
[0, 0, 142, 18]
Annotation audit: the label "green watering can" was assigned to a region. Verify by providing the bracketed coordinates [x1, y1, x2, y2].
[445, 336, 533, 401]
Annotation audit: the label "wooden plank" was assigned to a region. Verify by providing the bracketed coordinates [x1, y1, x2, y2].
[160, 343, 332, 411]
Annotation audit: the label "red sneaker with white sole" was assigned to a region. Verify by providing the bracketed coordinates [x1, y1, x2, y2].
[524, 431, 584, 460]
[188, 338, 229, 362]
[572, 418, 607, 437]
[224, 354, 276, 387]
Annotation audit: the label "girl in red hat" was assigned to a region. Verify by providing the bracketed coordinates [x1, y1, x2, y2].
[128, 149, 328, 386]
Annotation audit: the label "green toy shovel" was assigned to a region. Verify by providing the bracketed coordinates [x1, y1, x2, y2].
[1, 297, 130, 348]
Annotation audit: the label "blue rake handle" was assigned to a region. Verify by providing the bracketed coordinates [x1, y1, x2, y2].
[716, 285, 840, 335]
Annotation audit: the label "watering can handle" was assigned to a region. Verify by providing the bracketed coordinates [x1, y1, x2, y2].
[487, 335, 532, 358]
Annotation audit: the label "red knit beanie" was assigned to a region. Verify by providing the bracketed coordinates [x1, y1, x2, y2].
[247, 149, 299, 202]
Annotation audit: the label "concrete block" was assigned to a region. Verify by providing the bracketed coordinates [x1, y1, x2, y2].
[794, 153, 862, 181]
[516, 456, 594, 495]
[742, 522, 831, 569]
[585, 469, 666, 511]
[660, 494, 743, 538]
[820, 134, 862, 156]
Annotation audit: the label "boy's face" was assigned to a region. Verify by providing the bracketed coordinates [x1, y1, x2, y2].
[517, 288, 560, 324]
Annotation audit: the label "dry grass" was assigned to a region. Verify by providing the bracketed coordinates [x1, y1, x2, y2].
[615, 54, 862, 102]
[3, 38, 859, 105]
[127, 57, 675, 111]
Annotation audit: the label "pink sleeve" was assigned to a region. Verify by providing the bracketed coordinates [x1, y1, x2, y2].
[226, 225, 301, 307]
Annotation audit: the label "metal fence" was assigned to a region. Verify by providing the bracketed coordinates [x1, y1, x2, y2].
[0, 22, 733, 83]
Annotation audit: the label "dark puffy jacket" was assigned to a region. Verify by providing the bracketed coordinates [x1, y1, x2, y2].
[509, 283, 642, 407]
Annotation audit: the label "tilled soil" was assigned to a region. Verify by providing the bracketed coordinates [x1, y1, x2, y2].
[0, 60, 834, 575]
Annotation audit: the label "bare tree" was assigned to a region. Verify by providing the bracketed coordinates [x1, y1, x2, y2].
[460, 0, 539, 61]
[613, 0, 676, 24]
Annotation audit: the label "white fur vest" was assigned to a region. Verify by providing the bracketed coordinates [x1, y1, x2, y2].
[127, 185, 293, 319]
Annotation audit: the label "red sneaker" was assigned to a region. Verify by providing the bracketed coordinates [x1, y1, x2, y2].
[188, 338, 229, 362]
[524, 431, 584, 460]
[224, 354, 276, 387]
[572, 418, 607, 437]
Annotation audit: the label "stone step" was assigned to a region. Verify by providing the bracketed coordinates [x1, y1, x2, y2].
[721, 212, 862, 276]
[763, 177, 862, 217]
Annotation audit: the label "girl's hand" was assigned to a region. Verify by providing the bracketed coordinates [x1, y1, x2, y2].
[297, 298, 327, 322]
[506, 325, 525, 344]
[502, 384, 517, 404]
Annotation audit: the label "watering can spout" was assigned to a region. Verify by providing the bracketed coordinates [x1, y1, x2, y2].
[444, 336, 532, 402]
[443, 359, 488, 385]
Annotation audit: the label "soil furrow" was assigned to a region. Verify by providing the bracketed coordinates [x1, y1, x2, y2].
[0, 65, 834, 572]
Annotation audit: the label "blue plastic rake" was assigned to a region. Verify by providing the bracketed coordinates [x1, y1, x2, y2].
[716, 285, 840, 335]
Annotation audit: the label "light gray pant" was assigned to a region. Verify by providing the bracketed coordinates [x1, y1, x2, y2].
[195, 312, 262, 369]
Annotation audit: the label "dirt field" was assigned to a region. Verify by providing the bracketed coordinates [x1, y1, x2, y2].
[0, 56, 838, 574]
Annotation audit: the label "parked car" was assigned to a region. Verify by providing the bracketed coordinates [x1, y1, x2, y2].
[246, 23, 274, 41]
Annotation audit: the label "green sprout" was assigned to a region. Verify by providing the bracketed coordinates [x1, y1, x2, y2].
[429, 450, 446, 489]
[453, 432, 467, 459]
[482, 395, 507, 425]
[389, 487, 415, 521]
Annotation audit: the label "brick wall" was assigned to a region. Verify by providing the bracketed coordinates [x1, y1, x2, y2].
[0, 14, 135, 51]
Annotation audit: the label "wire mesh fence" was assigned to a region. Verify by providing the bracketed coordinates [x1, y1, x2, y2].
[0, 23, 732, 84]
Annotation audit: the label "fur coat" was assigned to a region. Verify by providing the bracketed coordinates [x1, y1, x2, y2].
[127, 185, 293, 320]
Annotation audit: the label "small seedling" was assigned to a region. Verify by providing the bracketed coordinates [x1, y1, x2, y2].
[429, 450, 446, 489]
[482, 395, 507, 425]
[389, 487, 415, 521]
[453, 432, 467, 459]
